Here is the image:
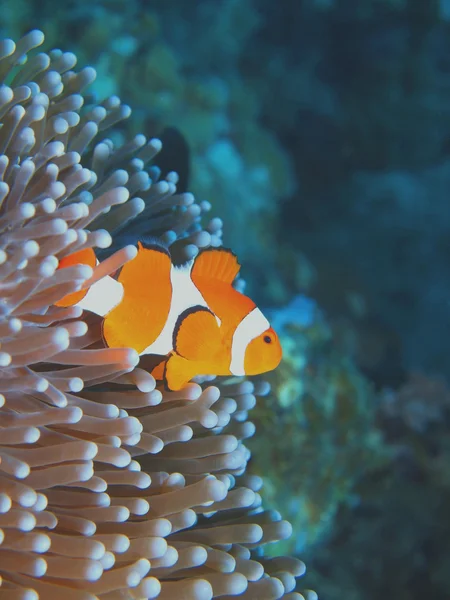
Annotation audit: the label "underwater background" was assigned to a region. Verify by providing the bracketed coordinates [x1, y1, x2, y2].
[2, 1, 450, 599]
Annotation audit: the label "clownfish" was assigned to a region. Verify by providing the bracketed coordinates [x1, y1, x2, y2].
[56, 241, 282, 391]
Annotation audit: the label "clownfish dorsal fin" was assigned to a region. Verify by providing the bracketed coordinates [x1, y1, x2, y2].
[173, 305, 220, 361]
[191, 247, 240, 287]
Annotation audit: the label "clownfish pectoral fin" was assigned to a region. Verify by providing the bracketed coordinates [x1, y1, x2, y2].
[191, 247, 240, 287]
[55, 247, 97, 307]
[173, 306, 220, 361]
[164, 352, 198, 391]
[102, 242, 172, 353]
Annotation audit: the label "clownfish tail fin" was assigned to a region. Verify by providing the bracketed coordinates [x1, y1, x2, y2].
[55, 247, 97, 307]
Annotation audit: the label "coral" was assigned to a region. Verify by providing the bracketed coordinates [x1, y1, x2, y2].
[380, 371, 450, 433]
[0, 31, 307, 599]
[305, 371, 450, 600]
[248, 0, 450, 375]
[248, 301, 386, 556]
[0, 1, 295, 273]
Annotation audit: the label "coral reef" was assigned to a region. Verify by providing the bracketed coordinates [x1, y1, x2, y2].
[306, 371, 450, 600]
[0, 31, 307, 599]
[248, 298, 386, 556]
[3, 1, 450, 598]
[242, 0, 450, 375]
[0, 0, 295, 269]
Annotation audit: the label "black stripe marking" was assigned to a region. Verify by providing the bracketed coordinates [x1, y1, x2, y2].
[138, 236, 171, 258]
[194, 246, 239, 261]
[163, 355, 173, 392]
[100, 319, 108, 348]
[174, 246, 239, 270]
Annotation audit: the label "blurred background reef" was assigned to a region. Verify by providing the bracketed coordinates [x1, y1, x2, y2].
[3, 1, 450, 598]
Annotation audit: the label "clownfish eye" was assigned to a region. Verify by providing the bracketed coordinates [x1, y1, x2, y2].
[264, 335, 272, 344]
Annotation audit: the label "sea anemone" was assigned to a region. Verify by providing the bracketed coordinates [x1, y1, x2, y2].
[0, 30, 308, 599]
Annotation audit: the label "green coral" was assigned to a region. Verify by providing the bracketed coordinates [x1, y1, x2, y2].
[249, 317, 388, 556]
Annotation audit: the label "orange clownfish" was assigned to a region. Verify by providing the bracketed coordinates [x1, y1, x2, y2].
[56, 241, 282, 390]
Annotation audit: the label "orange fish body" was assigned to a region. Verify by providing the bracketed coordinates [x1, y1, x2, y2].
[57, 242, 282, 390]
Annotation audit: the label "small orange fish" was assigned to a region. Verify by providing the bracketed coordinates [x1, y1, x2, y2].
[56, 241, 282, 390]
